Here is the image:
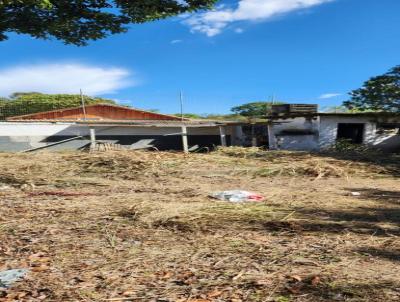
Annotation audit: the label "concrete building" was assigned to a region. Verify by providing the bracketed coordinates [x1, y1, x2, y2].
[268, 112, 400, 152]
[0, 104, 242, 152]
[1, 103, 399, 152]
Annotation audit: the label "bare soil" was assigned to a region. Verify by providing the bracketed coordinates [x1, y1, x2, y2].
[0, 148, 399, 302]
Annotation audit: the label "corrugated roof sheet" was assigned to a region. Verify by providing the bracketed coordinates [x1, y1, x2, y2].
[1, 119, 227, 127]
[6, 104, 186, 122]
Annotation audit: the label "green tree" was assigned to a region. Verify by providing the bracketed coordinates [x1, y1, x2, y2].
[0, 92, 115, 119]
[0, 0, 216, 45]
[344, 65, 400, 112]
[231, 101, 284, 118]
[174, 113, 205, 119]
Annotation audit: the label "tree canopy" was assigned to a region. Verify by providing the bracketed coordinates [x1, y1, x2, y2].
[173, 112, 247, 121]
[344, 65, 400, 112]
[0, 0, 216, 45]
[231, 101, 284, 118]
[0, 92, 115, 119]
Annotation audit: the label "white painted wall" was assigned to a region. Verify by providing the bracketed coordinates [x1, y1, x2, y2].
[319, 116, 400, 151]
[319, 116, 374, 149]
[268, 116, 400, 152]
[1, 119, 398, 152]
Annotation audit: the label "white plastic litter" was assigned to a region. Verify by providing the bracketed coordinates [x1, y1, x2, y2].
[0, 269, 29, 288]
[351, 192, 361, 196]
[210, 190, 264, 203]
[0, 184, 11, 191]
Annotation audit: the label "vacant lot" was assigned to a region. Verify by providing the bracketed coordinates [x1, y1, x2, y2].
[0, 148, 399, 302]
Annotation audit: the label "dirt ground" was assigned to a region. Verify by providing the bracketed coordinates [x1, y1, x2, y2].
[0, 148, 399, 302]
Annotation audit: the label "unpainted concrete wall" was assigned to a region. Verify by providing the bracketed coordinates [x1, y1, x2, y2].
[271, 117, 319, 151]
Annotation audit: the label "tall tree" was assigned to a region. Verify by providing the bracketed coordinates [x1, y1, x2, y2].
[344, 66, 400, 112]
[0, 0, 216, 45]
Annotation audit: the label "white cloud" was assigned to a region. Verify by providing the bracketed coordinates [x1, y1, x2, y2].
[319, 93, 342, 99]
[234, 28, 244, 34]
[184, 0, 333, 37]
[170, 39, 183, 44]
[0, 63, 134, 97]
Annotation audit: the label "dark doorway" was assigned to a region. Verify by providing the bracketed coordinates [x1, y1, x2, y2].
[242, 125, 268, 147]
[337, 123, 365, 144]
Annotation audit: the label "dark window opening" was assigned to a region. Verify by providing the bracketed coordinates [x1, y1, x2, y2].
[279, 129, 317, 136]
[337, 123, 365, 144]
[376, 123, 400, 135]
[242, 125, 268, 147]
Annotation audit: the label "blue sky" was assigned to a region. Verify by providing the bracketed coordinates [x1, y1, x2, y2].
[0, 0, 399, 114]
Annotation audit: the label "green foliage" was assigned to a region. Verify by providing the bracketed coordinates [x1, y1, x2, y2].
[231, 101, 285, 118]
[332, 139, 371, 153]
[275, 296, 291, 302]
[0, 0, 217, 45]
[204, 113, 248, 121]
[344, 65, 400, 112]
[0, 92, 115, 119]
[176, 100, 288, 121]
[176, 113, 205, 119]
[322, 105, 368, 113]
[173, 113, 248, 121]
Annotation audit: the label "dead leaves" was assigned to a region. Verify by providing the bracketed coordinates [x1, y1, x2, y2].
[28, 253, 51, 272]
[285, 274, 323, 295]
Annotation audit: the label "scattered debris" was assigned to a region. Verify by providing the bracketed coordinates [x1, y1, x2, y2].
[0, 149, 399, 301]
[0, 269, 29, 288]
[210, 190, 264, 202]
[0, 184, 11, 191]
[351, 192, 362, 196]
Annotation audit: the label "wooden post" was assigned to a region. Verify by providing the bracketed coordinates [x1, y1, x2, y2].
[90, 128, 96, 150]
[181, 126, 189, 153]
[219, 126, 227, 147]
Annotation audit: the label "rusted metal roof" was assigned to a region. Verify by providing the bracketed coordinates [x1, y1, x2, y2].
[6, 104, 186, 121]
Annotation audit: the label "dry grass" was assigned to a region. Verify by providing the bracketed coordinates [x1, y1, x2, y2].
[0, 148, 399, 301]
[216, 147, 396, 178]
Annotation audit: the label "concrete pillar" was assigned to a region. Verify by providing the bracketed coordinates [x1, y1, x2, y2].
[89, 127, 96, 150]
[181, 126, 188, 153]
[219, 126, 227, 147]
